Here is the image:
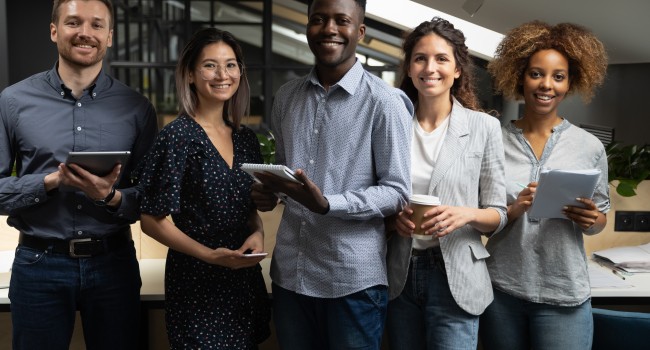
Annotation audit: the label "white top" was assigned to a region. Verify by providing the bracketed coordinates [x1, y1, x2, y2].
[411, 114, 449, 250]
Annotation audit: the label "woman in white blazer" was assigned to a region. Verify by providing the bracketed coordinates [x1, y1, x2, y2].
[386, 18, 507, 350]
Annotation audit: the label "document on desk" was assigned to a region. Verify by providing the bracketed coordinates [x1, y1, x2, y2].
[528, 168, 601, 219]
[592, 243, 650, 273]
[589, 264, 632, 288]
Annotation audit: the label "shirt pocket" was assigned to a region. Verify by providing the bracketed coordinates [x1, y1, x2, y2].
[469, 241, 490, 261]
[465, 151, 483, 167]
[100, 122, 136, 151]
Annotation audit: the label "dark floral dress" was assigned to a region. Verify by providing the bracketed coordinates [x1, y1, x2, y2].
[137, 114, 271, 349]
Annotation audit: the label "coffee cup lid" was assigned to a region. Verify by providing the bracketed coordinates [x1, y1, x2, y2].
[409, 194, 441, 205]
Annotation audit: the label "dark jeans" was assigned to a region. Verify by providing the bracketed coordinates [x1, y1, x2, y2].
[272, 283, 388, 350]
[9, 241, 142, 350]
[387, 249, 479, 350]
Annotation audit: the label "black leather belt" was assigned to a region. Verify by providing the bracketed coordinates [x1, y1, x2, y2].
[19, 229, 131, 258]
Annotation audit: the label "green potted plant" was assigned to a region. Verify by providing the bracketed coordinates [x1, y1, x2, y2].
[256, 131, 276, 164]
[606, 142, 650, 197]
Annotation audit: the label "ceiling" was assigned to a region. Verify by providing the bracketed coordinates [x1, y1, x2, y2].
[413, 0, 650, 65]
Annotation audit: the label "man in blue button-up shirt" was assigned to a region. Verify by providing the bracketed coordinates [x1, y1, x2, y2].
[0, 1, 157, 349]
[251, 0, 413, 349]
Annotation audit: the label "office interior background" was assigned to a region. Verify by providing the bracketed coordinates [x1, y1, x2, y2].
[0, 0, 648, 147]
[1, 1, 650, 349]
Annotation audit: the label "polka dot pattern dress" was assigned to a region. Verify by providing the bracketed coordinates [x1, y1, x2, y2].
[137, 114, 271, 349]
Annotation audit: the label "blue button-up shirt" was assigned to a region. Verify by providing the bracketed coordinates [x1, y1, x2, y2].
[270, 61, 413, 297]
[0, 63, 158, 239]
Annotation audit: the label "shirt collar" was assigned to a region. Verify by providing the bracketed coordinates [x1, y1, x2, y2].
[45, 61, 109, 100]
[506, 116, 571, 134]
[307, 59, 364, 95]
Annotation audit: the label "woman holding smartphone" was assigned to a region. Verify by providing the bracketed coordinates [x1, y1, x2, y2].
[136, 28, 270, 349]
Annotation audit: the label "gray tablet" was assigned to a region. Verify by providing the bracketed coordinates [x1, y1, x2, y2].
[61, 151, 131, 191]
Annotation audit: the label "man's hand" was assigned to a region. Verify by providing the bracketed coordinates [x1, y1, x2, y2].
[251, 181, 280, 212]
[44, 170, 62, 192]
[254, 169, 329, 214]
[59, 163, 120, 201]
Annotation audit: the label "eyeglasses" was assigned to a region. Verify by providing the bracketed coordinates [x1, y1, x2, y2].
[198, 62, 243, 80]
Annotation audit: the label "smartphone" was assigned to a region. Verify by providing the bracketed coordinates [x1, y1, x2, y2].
[243, 252, 268, 258]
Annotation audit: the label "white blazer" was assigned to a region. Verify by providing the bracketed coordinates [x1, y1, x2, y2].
[387, 99, 507, 315]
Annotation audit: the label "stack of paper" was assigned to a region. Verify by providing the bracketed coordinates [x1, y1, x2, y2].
[592, 242, 650, 273]
[528, 168, 601, 219]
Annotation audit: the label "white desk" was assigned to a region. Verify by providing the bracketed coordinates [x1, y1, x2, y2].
[2, 257, 648, 306]
[0, 257, 272, 305]
[589, 259, 650, 304]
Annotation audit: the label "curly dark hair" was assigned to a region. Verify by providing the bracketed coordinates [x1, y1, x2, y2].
[488, 21, 608, 102]
[399, 17, 481, 111]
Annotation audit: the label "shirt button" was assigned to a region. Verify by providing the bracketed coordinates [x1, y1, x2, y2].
[77, 102, 82, 107]
[77, 205, 82, 210]
[92, 92, 97, 97]
[76, 126, 82, 131]
[60, 91, 64, 96]
[77, 230, 83, 235]
[301, 221, 306, 226]
[34, 198, 40, 203]
[314, 129, 319, 134]
[309, 159, 314, 164]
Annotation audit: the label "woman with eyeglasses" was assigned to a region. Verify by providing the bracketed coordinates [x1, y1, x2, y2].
[136, 28, 271, 349]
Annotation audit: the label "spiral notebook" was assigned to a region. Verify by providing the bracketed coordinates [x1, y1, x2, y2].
[240, 163, 302, 184]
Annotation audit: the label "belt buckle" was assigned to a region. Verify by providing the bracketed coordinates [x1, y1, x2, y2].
[69, 238, 93, 258]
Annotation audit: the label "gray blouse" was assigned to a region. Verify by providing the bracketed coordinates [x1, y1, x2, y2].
[485, 119, 610, 306]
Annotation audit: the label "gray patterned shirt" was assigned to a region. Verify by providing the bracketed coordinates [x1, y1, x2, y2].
[486, 119, 610, 306]
[270, 61, 413, 298]
[0, 64, 158, 239]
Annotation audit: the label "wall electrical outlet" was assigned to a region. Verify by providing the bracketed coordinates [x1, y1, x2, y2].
[615, 211, 650, 232]
[635, 212, 650, 231]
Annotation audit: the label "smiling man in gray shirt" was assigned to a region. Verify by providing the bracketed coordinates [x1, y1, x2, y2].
[0, 1, 157, 349]
[251, 0, 412, 349]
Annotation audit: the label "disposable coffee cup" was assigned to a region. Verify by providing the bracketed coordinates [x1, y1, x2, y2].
[409, 194, 441, 240]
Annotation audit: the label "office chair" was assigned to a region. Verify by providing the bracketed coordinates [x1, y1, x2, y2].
[592, 308, 650, 350]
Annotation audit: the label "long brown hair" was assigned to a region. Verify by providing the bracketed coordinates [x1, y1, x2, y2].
[399, 17, 481, 111]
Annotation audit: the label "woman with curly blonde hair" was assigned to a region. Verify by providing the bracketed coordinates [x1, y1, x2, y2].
[480, 21, 609, 350]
